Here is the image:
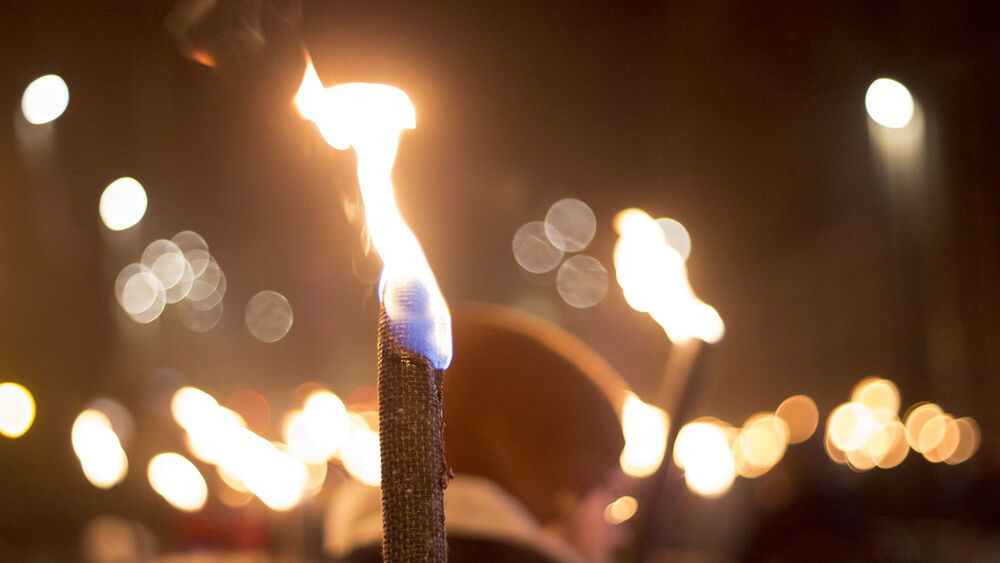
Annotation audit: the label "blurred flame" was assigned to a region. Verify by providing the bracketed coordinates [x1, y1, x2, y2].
[619, 392, 669, 478]
[148, 453, 208, 512]
[613, 209, 723, 344]
[72, 410, 128, 489]
[296, 56, 451, 368]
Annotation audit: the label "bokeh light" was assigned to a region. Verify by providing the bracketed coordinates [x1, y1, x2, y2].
[21, 74, 69, 124]
[735, 413, 788, 477]
[513, 221, 564, 274]
[544, 198, 596, 252]
[775, 394, 818, 444]
[865, 78, 915, 129]
[147, 453, 208, 512]
[946, 417, 980, 465]
[0, 382, 36, 438]
[171, 386, 309, 510]
[245, 290, 293, 343]
[619, 392, 668, 478]
[851, 377, 900, 414]
[904, 402, 943, 452]
[556, 255, 608, 308]
[302, 390, 351, 458]
[339, 413, 381, 486]
[115, 231, 225, 328]
[827, 402, 878, 452]
[120, 271, 164, 317]
[72, 410, 128, 489]
[871, 420, 909, 469]
[674, 421, 736, 498]
[920, 414, 958, 462]
[99, 178, 147, 231]
[88, 397, 134, 446]
[656, 218, 691, 261]
[603, 496, 638, 525]
[181, 299, 224, 334]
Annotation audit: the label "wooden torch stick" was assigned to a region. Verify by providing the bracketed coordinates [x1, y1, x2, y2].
[378, 302, 449, 562]
[630, 339, 712, 562]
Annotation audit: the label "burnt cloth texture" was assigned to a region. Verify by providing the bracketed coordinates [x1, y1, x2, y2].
[378, 305, 448, 562]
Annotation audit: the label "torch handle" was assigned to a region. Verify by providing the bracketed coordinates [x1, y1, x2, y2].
[378, 305, 448, 562]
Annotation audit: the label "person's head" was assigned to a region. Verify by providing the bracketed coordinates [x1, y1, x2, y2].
[443, 304, 629, 559]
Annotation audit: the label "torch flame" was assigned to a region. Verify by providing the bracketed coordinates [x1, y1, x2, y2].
[613, 209, 724, 344]
[296, 58, 451, 369]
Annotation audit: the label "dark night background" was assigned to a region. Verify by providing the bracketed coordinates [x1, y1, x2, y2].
[1, 1, 999, 560]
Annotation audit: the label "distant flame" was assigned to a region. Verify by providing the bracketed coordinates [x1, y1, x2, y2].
[613, 209, 724, 344]
[296, 57, 451, 369]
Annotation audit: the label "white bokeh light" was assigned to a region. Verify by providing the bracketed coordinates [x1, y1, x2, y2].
[22, 74, 69, 124]
[513, 221, 564, 274]
[545, 198, 596, 252]
[100, 178, 148, 231]
[245, 290, 293, 343]
[556, 255, 608, 308]
[865, 78, 914, 129]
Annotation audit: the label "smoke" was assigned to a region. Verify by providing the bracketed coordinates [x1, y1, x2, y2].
[165, 0, 301, 68]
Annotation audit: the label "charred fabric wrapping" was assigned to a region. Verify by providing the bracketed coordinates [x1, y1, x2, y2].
[378, 304, 450, 562]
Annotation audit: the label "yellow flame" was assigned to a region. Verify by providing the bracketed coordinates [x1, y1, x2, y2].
[619, 392, 669, 477]
[613, 209, 723, 344]
[296, 57, 450, 368]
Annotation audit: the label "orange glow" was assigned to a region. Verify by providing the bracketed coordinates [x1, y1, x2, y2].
[775, 395, 818, 444]
[0, 382, 36, 438]
[613, 208, 724, 344]
[296, 57, 450, 368]
[190, 49, 217, 68]
[603, 496, 638, 525]
[619, 392, 669, 478]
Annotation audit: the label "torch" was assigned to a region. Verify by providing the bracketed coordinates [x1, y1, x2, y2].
[612, 208, 724, 560]
[296, 59, 452, 562]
